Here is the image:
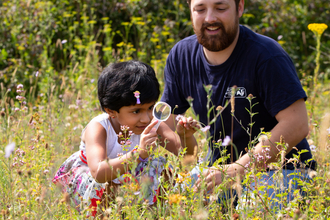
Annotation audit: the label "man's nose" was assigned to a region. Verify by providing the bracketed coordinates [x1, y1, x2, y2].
[205, 9, 217, 23]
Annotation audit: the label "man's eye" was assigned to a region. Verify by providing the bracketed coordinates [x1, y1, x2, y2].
[196, 9, 205, 12]
[217, 8, 226, 11]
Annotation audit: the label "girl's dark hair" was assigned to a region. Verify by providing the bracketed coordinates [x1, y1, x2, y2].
[98, 60, 160, 112]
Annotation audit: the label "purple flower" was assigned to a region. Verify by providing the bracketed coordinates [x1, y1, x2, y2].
[61, 39, 67, 44]
[201, 125, 210, 132]
[222, 136, 231, 146]
[17, 84, 23, 89]
[35, 71, 39, 77]
[310, 145, 316, 152]
[5, 142, 15, 158]
[90, 79, 95, 83]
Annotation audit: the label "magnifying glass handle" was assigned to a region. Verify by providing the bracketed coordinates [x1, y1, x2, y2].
[154, 120, 161, 130]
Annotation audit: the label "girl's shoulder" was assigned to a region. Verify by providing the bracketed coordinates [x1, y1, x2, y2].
[90, 113, 111, 128]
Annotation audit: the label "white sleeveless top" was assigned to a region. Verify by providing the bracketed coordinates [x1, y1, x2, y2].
[79, 113, 141, 159]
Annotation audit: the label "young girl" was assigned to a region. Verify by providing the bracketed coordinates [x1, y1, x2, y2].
[52, 61, 197, 217]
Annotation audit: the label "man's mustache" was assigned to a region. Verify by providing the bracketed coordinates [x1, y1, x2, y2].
[201, 22, 224, 30]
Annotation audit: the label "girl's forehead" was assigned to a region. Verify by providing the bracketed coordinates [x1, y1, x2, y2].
[123, 101, 156, 109]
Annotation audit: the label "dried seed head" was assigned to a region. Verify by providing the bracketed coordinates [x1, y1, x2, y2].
[0, 111, 5, 117]
[29, 115, 34, 124]
[216, 105, 223, 111]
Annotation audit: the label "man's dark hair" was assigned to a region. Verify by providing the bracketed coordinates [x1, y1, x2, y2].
[98, 60, 160, 112]
[187, 0, 241, 11]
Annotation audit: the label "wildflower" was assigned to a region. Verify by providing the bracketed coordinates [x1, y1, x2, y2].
[5, 142, 15, 158]
[35, 71, 39, 77]
[125, 140, 132, 145]
[16, 95, 25, 101]
[310, 145, 316, 152]
[117, 153, 123, 157]
[115, 196, 123, 205]
[17, 84, 23, 89]
[194, 209, 208, 220]
[168, 194, 186, 205]
[61, 39, 67, 44]
[90, 79, 95, 83]
[308, 23, 328, 36]
[308, 170, 317, 178]
[327, 127, 330, 134]
[258, 134, 268, 143]
[176, 114, 183, 121]
[201, 125, 210, 132]
[222, 136, 231, 146]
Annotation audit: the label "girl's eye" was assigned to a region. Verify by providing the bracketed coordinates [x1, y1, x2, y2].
[195, 9, 205, 12]
[149, 105, 155, 110]
[133, 110, 140, 114]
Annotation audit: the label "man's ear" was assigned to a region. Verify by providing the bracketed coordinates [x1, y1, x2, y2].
[238, 0, 245, 18]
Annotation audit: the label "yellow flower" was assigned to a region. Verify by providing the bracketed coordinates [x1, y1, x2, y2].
[308, 23, 328, 36]
[168, 194, 186, 205]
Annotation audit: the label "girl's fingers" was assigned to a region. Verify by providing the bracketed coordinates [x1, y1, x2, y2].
[142, 119, 159, 134]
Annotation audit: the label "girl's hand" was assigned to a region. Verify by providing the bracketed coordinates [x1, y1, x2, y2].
[176, 116, 200, 138]
[138, 119, 159, 159]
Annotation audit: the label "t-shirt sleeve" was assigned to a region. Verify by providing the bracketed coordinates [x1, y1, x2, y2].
[256, 54, 307, 117]
[160, 47, 190, 115]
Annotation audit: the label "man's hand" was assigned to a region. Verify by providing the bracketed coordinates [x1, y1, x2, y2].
[193, 164, 238, 194]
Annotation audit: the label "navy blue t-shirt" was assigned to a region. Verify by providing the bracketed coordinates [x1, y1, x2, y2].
[161, 25, 315, 170]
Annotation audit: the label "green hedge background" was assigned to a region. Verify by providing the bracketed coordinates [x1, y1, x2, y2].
[0, 0, 329, 100]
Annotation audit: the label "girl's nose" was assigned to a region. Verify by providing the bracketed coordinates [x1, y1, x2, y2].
[140, 112, 151, 123]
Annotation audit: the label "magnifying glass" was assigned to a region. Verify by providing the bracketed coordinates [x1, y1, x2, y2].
[152, 101, 171, 130]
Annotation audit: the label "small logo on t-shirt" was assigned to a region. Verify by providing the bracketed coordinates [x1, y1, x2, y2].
[224, 87, 247, 98]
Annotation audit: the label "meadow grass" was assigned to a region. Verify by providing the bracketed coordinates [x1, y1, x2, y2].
[0, 2, 329, 219]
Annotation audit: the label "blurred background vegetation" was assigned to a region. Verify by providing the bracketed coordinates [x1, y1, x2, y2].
[0, 0, 329, 103]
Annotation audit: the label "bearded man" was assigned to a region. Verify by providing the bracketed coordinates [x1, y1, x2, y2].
[161, 0, 316, 210]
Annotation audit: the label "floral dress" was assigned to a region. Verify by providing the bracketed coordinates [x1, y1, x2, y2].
[52, 113, 166, 217]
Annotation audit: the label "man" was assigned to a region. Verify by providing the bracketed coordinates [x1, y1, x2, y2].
[161, 0, 315, 204]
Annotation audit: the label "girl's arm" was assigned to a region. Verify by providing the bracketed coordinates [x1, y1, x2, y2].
[85, 120, 158, 183]
[159, 114, 199, 156]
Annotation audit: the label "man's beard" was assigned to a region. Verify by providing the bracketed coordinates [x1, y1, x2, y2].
[193, 18, 239, 52]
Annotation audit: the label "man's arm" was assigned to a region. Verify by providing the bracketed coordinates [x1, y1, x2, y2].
[234, 98, 309, 175]
[195, 98, 309, 192]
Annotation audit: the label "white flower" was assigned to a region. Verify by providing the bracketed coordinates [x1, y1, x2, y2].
[17, 84, 23, 89]
[201, 125, 210, 132]
[222, 136, 231, 146]
[5, 142, 16, 158]
[35, 71, 39, 77]
[175, 114, 183, 121]
[61, 39, 67, 44]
